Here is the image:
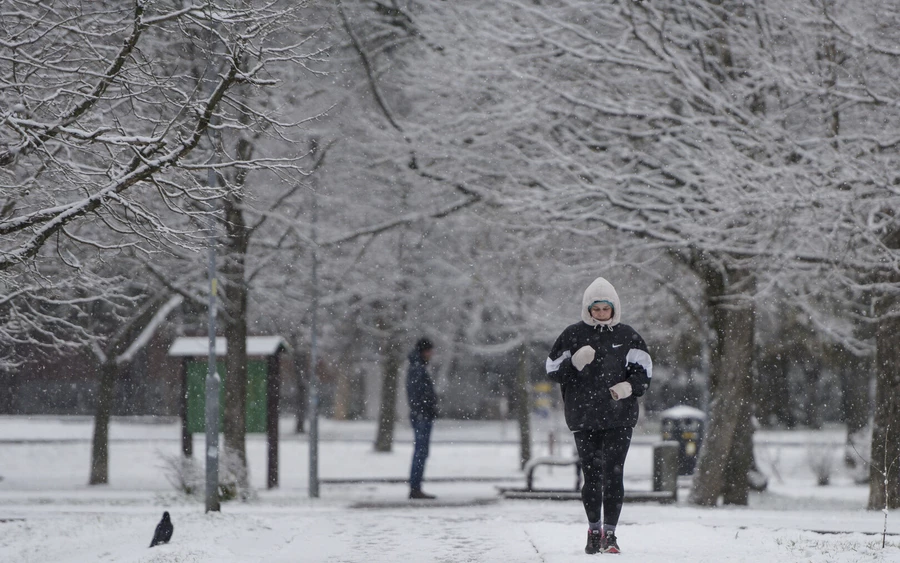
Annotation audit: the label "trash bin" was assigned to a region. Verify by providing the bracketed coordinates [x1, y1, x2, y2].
[660, 405, 706, 476]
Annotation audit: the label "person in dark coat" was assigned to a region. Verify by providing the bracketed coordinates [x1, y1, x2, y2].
[406, 337, 438, 499]
[545, 277, 652, 554]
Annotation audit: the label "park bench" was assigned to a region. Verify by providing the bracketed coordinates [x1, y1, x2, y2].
[498, 442, 679, 503]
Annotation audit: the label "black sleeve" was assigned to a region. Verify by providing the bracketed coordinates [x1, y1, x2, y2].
[545, 326, 577, 384]
[624, 329, 652, 397]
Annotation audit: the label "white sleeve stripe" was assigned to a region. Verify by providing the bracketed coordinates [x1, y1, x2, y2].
[545, 351, 572, 374]
[626, 349, 653, 379]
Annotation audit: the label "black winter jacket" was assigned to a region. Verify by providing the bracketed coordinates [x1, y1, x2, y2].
[546, 322, 652, 431]
[406, 350, 438, 422]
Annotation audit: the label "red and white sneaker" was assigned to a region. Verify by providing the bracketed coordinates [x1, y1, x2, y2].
[584, 529, 603, 554]
[602, 532, 621, 554]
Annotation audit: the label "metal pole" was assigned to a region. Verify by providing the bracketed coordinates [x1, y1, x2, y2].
[308, 186, 320, 498]
[205, 166, 221, 513]
[203, 0, 220, 513]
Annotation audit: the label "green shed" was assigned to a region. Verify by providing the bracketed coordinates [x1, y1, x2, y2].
[182, 358, 268, 433]
[168, 335, 287, 488]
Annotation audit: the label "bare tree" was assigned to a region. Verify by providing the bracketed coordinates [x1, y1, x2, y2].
[89, 293, 182, 484]
[481, 0, 818, 504]
[785, 0, 900, 506]
[1, 1, 331, 489]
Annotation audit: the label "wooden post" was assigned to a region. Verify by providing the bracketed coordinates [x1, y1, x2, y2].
[653, 441, 679, 500]
[267, 347, 282, 489]
[181, 358, 192, 457]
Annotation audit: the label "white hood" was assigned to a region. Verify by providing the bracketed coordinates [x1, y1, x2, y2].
[580, 277, 622, 327]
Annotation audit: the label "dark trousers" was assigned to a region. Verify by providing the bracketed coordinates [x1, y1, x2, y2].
[573, 426, 633, 526]
[409, 417, 433, 491]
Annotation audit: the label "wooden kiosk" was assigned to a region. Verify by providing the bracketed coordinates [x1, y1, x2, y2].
[168, 335, 287, 489]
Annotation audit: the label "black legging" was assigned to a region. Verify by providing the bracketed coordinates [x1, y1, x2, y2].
[573, 426, 633, 526]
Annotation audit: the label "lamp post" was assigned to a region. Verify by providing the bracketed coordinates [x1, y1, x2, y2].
[203, 0, 221, 513]
[204, 167, 221, 514]
[308, 155, 321, 499]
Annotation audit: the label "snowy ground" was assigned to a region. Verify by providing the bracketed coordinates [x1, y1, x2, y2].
[1, 415, 898, 562]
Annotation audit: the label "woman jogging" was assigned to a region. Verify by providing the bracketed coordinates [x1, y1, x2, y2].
[545, 277, 653, 554]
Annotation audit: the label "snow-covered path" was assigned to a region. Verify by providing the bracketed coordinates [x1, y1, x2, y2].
[1, 416, 898, 562]
[4, 491, 897, 563]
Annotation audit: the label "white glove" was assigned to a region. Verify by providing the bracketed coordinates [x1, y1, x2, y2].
[571, 346, 595, 371]
[609, 381, 633, 400]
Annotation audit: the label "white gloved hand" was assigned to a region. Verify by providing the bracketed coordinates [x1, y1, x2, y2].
[609, 381, 633, 400]
[571, 345, 595, 371]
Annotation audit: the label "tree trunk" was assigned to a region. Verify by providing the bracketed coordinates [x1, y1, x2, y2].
[515, 343, 532, 469]
[803, 359, 824, 430]
[333, 363, 352, 421]
[837, 355, 870, 438]
[223, 311, 249, 485]
[89, 360, 119, 485]
[689, 268, 756, 506]
[835, 346, 870, 468]
[721, 400, 753, 505]
[756, 349, 792, 428]
[868, 294, 900, 510]
[221, 190, 251, 487]
[374, 331, 402, 452]
[89, 293, 176, 485]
